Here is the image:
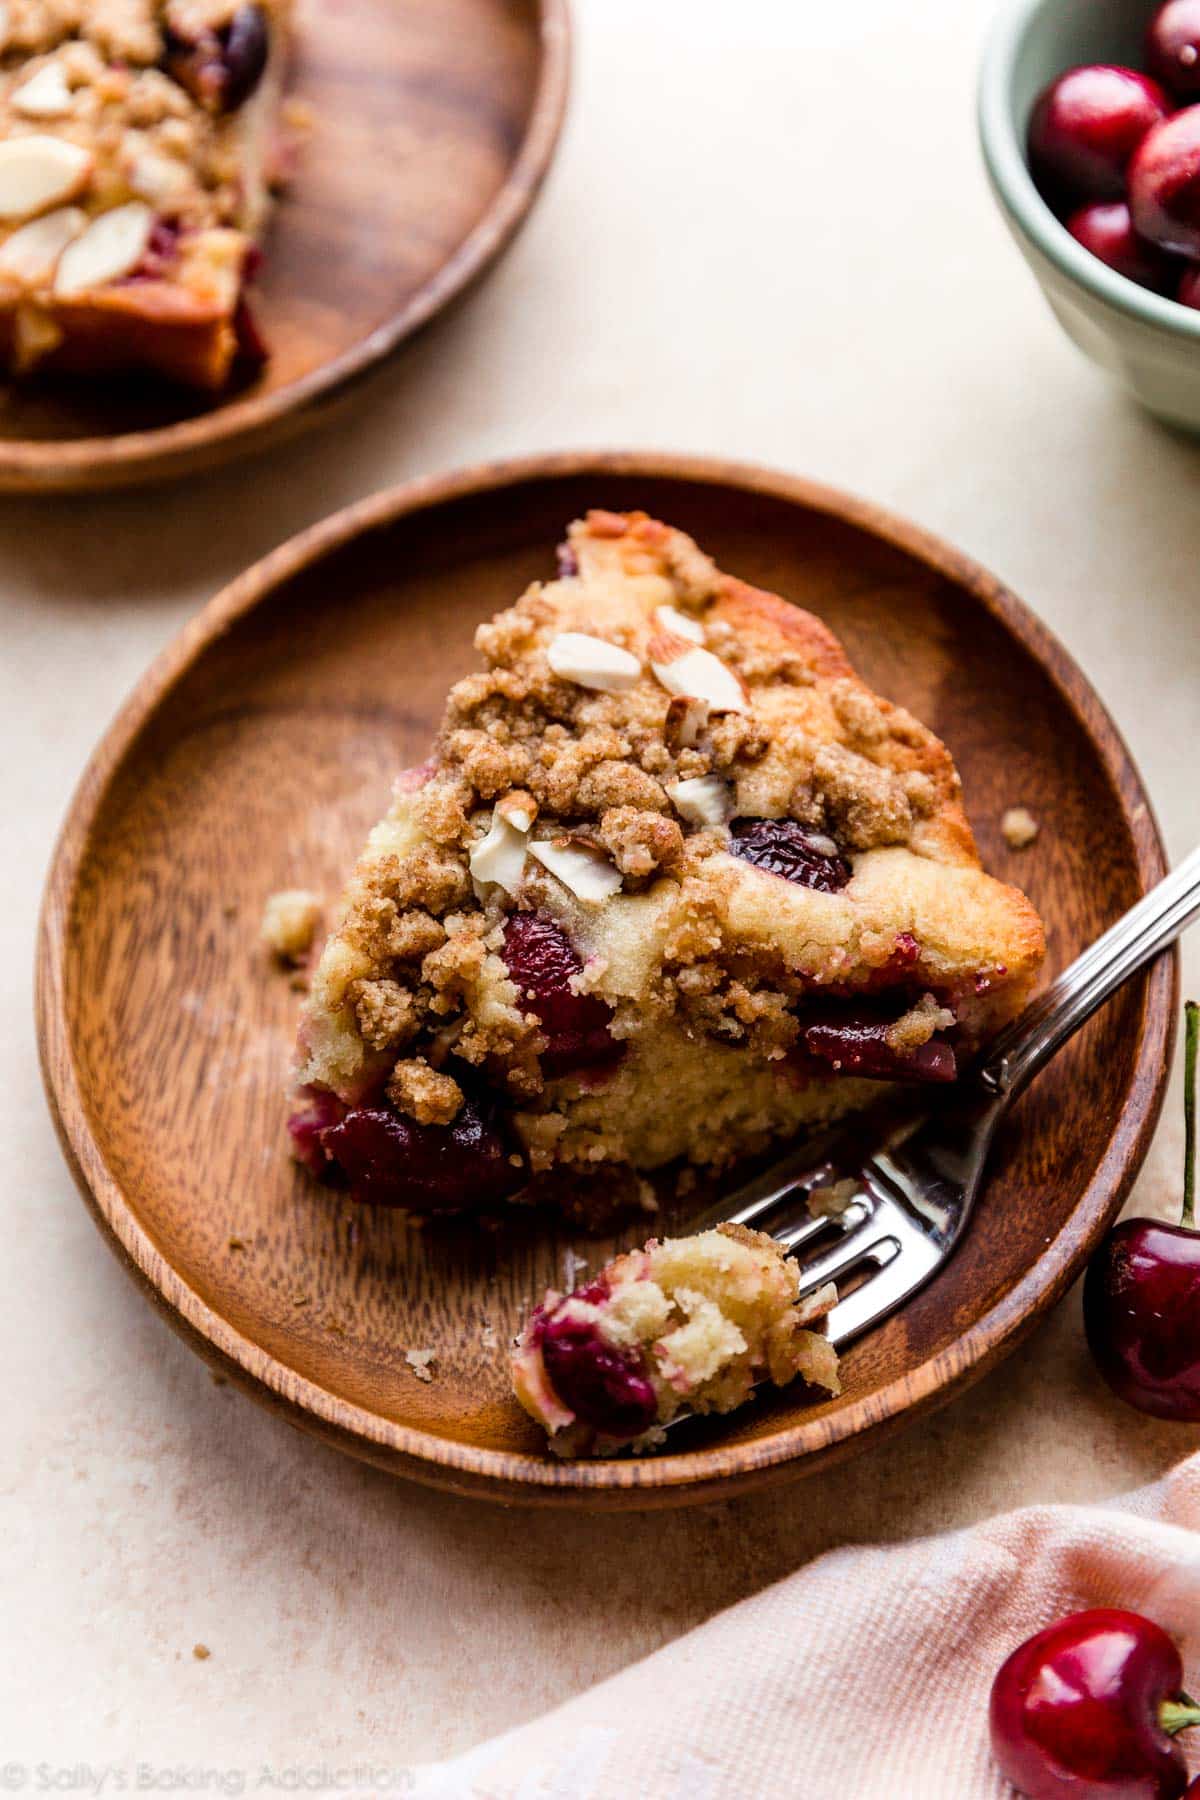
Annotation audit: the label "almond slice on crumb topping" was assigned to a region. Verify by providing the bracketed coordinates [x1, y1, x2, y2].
[546, 632, 641, 693]
[469, 811, 529, 896]
[0, 204, 83, 283]
[54, 202, 153, 295]
[665, 774, 732, 829]
[529, 837, 623, 903]
[128, 150, 190, 204]
[664, 694, 709, 750]
[0, 135, 90, 221]
[654, 603, 705, 644]
[651, 644, 747, 714]
[496, 791, 538, 833]
[11, 63, 73, 118]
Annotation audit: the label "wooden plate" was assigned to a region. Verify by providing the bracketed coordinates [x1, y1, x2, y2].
[0, 0, 568, 493]
[37, 453, 1175, 1508]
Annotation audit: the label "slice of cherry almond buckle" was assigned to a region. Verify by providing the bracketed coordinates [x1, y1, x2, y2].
[289, 509, 1046, 1231]
[0, 0, 292, 386]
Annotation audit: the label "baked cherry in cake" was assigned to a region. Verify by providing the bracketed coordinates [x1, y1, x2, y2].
[511, 1223, 840, 1456]
[291, 511, 1045, 1225]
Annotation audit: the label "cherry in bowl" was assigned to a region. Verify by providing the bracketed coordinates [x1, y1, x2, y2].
[1067, 202, 1178, 292]
[1029, 65, 1170, 207]
[1085, 1000, 1200, 1420]
[1131, 108, 1200, 259]
[1148, 0, 1200, 102]
[990, 1607, 1200, 1798]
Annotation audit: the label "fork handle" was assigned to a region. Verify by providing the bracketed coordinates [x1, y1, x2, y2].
[979, 844, 1200, 1100]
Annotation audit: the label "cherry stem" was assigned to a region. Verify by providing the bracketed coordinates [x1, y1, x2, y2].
[1160, 1695, 1200, 1736]
[1184, 1000, 1198, 1232]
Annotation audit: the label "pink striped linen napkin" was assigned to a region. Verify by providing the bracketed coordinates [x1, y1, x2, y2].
[413, 1455, 1200, 1799]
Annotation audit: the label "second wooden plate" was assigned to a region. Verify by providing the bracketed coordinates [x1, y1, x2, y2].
[0, 0, 569, 492]
[37, 453, 1174, 1506]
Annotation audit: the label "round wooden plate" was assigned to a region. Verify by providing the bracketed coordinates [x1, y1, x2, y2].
[0, 0, 568, 493]
[37, 453, 1175, 1508]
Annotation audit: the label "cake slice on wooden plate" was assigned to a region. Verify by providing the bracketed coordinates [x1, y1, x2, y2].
[290, 509, 1046, 1227]
[0, 0, 292, 387]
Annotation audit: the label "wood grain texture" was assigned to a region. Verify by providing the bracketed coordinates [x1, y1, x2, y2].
[36, 453, 1177, 1508]
[0, 0, 569, 493]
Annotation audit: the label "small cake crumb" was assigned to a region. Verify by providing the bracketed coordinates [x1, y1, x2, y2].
[192, 1644, 211, 1661]
[261, 889, 322, 962]
[406, 1348, 436, 1382]
[387, 1058, 463, 1127]
[809, 1177, 860, 1217]
[1001, 807, 1039, 850]
[227, 1236, 247, 1254]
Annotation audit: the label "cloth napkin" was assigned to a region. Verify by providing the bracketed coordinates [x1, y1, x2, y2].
[413, 1455, 1200, 1799]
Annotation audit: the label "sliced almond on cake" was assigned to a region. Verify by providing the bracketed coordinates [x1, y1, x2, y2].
[529, 836, 623, 903]
[54, 202, 154, 296]
[0, 135, 91, 221]
[10, 63, 74, 119]
[546, 632, 642, 694]
[0, 204, 84, 284]
[650, 641, 748, 714]
[666, 774, 732, 829]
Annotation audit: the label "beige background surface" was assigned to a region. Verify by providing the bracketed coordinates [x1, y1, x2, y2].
[5, 0, 1200, 1781]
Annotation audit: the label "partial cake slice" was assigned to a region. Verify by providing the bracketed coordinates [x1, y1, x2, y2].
[0, 0, 291, 387]
[290, 510, 1046, 1225]
[511, 1223, 839, 1457]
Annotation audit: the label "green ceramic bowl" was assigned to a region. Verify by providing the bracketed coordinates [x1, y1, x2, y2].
[979, 0, 1200, 428]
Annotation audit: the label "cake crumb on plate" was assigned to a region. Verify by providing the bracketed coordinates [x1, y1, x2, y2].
[1001, 807, 1039, 850]
[406, 1348, 435, 1382]
[261, 889, 322, 961]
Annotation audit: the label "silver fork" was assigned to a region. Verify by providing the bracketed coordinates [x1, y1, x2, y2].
[688, 845, 1200, 1352]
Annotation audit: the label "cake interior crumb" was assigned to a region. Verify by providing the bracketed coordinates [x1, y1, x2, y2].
[406, 1348, 436, 1382]
[808, 1177, 860, 1217]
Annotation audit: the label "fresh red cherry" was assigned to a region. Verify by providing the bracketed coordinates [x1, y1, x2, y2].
[1148, 0, 1200, 100]
[1029, 66, 1171, 207]
[990, 1608, 1200, 1798]
[1085, 1001, 1200, 1419]
[1177, 264, 1200, 307]
[1067, 202, 1179, 291]
[1131, 109, 1200, 257]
